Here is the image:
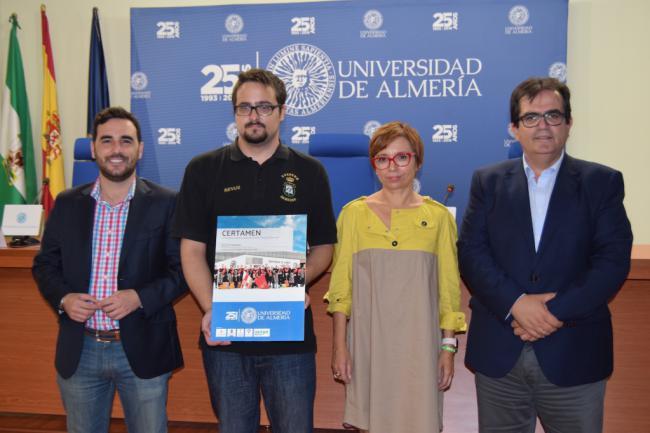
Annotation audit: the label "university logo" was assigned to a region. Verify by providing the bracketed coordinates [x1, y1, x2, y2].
[241, 307, 257, 324]
[225, 311, 239, 321]
[291, 126, 316, 144]
[225, 14, 244, 33]
[291, 17, 316, 35]
[432, 12, 458, 31]
[508, 6, 529, 26]
[267, 44, 336, 117]
[131, 72, 148, 91]
[157, 128, 181, 145]
[364, 10, 383, 30]
[361, 10, 386, 38]
[506, 5, 533, 35]
[223, 14, 247, 42]
[131, 72, 151, 99]
[16, 212, 27, 224]
[504, 124, 518, 148]
[363, 120, 381, 138]
[432, 124, 458, 143]
[156, 21, 180, 39]
[226, 122, 239, 142]
[548, 62, 567, 82]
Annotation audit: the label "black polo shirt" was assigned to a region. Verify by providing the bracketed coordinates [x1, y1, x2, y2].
[172, 141, 336, 355]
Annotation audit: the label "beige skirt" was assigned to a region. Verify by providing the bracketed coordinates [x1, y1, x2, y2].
[344, 249, 443, 433]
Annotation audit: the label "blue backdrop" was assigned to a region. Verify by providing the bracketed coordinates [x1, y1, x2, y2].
[130, 0, 568, 221]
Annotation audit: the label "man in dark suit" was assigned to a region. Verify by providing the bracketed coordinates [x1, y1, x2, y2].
[33, 107, 186, 433]
[458, 77, 632, 433]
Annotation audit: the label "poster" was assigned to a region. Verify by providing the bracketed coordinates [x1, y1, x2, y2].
[210, 214, 307, 341]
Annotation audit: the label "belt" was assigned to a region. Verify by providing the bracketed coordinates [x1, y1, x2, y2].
[85, 328, 121, 342]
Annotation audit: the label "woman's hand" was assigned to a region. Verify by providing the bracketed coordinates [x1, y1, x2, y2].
[438, 350, 454, 390]
[332, 344, 352, 383]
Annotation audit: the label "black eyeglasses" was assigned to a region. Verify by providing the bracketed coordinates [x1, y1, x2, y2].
[234, 104, 280, 117]
[518, 110, 566, 128]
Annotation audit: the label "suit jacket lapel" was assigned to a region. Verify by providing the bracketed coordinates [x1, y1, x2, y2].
[504, 161, 537, 257]
[78, 184, 97, 289]
[536, 155, 580, 258]
[119, 178, 151, 274]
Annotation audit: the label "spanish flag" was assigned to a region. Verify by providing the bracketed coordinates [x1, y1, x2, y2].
[40, 5, 64, 217]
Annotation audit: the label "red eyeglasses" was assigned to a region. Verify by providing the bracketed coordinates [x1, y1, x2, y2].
[370, 152, 416, 170]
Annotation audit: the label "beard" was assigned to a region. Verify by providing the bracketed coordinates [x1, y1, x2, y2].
[242, 121, 268, 145]
[97, 154, 137, 182]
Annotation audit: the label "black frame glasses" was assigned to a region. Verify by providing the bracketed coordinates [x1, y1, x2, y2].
[518, 110, 566, 128]
[234, 104, 280, 117]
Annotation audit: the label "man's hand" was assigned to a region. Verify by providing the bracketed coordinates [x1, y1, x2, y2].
[99, 289, 142, 320]
[511, 319, 538, 342]
[201, 309, 231, 346]
[511, 293, 563, 340]
[61, 293, 100, 323]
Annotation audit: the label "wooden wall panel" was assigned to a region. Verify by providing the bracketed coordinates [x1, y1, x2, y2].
[1, 246, 648, 432]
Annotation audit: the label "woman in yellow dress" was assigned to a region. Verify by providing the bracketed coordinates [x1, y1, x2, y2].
[325, 121, 466, 433]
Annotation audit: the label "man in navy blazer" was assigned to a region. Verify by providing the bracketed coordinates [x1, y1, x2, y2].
[458, 78, 632, 432]
[33, 107, 186, 433]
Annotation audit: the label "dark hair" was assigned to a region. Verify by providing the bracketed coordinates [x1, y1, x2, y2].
[92, 107, 142, 142]
[510, 77, 571, 125]
[231, 68, 287, 108]
[369, 121, 424, 167]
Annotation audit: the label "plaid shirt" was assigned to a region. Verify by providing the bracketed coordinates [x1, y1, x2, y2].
[86, 179, 136, 330]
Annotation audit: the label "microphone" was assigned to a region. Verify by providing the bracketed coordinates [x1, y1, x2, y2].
[442, 184, 455, 206]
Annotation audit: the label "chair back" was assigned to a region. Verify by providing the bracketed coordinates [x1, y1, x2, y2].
[72, 138, 98, 186]
[309, 133, 377, 217]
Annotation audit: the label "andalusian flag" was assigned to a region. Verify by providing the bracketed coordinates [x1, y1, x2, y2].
[0, 14, 37, 222]
[41, 5, 65, 217]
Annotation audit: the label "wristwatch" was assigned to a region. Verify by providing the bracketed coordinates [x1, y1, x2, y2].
[57, 296, 66, 315]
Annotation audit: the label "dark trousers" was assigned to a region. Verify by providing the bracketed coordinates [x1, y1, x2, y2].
[476, 344, 606, 433]
[202, 350, 316, 433]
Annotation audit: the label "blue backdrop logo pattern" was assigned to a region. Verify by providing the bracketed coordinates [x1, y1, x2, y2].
[267, 44, 337, 117]
[549, 62, 567, 82]
[131, 0, 567, 221]
[509, 6, 530, 26]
